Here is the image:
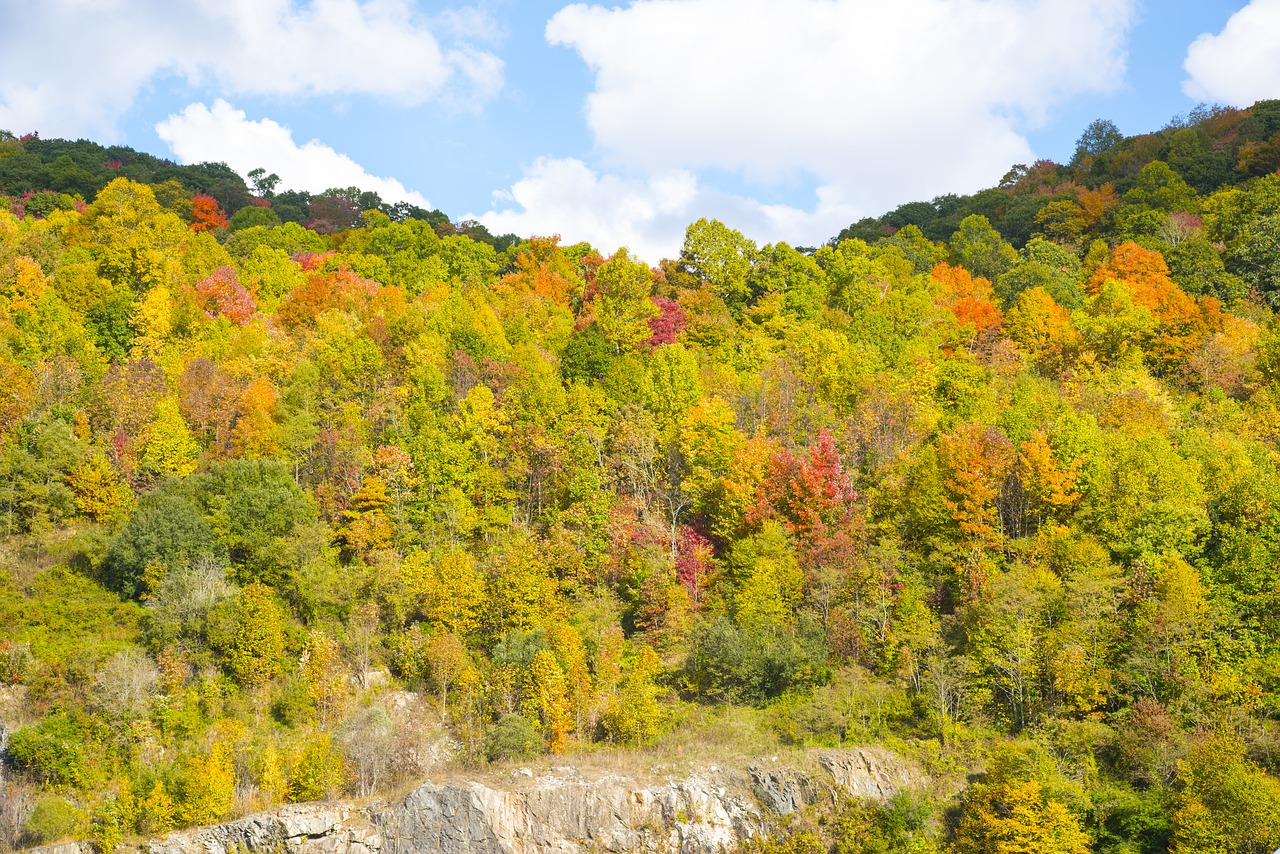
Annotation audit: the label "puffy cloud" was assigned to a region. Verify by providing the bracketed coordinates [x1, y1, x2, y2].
[1183, 0, 1280, 105]
[474, 157, 857, 263]
[201, 0, 502, 104]
[545, 0, 1135, 216]
[0, 0, 501, 139]
[156, 100, 431, 207]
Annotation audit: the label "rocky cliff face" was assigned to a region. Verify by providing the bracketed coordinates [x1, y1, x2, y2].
[36, 747, 924, 854]
[377, 770, 759, 854]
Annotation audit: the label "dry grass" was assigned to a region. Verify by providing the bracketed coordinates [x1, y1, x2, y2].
[446, 702, 812, 789]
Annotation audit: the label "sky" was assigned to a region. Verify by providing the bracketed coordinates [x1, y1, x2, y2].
[1, 0, 1278, 263]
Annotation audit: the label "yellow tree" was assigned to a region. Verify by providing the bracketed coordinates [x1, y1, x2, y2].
[546, 621, 595, 735]
[1017, 432, 1081, 528]
[402, 549, 488, 637]
[130, 285, 176, 361]
[1003, 287, 1079, 375]
[257, 742, 287, 807]
[68, 455, 133, 522]
[178, 738, 236, 826]
[231, 377, 280, 458]
[424, 631, 471, 718]
[489, 537, 561, 632]
[522, 649, 572, 752]
[953, 779, 1090, 854]
[0, 357, 35, 431]
[303, 629, 349, 730]
[67, 178, 188, 294]
[340, 475, 394, 556]
[141, 397, 201, 478]
[138, 781, 175, 836]
[678, 396, 743, 524]
[600, 645, 664, 746]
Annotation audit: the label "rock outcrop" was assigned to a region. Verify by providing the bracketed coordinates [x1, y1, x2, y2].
[377, 771, 758, 854]
[819, 746, 922, 801]
[33, 748, 925, 854]
[148, 806, 382, 854]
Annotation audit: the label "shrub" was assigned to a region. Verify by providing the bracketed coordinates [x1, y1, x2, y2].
[483, 714, 542, 763]
[5, 713, 87, 787]
[22, 795, 86, 846]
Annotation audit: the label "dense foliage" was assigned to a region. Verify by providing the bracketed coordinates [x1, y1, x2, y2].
[3, 104, 1280, 854]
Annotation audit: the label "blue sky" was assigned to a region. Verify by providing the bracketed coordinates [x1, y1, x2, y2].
[2, 0, 1278, 261]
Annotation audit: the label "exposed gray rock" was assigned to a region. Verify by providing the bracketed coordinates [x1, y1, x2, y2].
[819, 747, 921, 801]
[747, 765, 806, 816]
[29, 843, 91, 854]
[148, 806, 382, 854]
[376, 772, 758, 854]
[77, 747, 923, 854]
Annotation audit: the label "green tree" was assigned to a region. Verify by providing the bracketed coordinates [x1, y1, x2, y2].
[680, 218, 758, 314]
[1228, 213, 1280, 307]
[1071, 118, 1123, 166]
[950, 214, 1018, 282]
[194, 458, 315, 586]
[592, 248, 657, 352]
[5, 713, 88, 787]
[104, 486, 223, 599]
[210, 583, 284, 687]
[483, 713, 543, 763]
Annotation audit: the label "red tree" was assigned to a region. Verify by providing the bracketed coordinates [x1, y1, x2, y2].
[196, 267, 256, 325]
[190, 193, 228, 232]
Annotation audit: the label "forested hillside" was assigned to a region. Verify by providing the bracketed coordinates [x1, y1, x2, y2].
[3, 103, 1280, 854]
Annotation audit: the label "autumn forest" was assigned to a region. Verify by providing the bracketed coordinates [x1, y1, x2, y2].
[3, 102, 1280, 853]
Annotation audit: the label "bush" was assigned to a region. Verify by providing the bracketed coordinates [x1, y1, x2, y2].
[22, 795, 86, 846]
[5, 713, 88, 787]
[681, 616, 830, 706]
[289, 733, 346, 802]
[483, 714, 543, 764]
[104, 486, 222, 598]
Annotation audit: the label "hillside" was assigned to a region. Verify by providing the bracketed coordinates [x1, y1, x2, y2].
[2, 105, 1280, 854]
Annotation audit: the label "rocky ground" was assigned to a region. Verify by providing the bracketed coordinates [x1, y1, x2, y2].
[32, 746, 927, 854]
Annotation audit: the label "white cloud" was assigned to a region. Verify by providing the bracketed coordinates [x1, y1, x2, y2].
[1184, 0, 1280, 105]
[156, 100, 431, 208]
[202, 0, 502, 104]
[474, 157, 857, 264]
[544, 0, 1134, 218]
[0, 0, 502, 139]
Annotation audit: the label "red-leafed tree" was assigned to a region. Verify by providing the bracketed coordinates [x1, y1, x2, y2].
[675, 526, 716, 609]
[933, 262, 1004, 341]
[753, 430, 859, 539]
[646, 296, 687, 350]
[190, 193, 229, 232]
[294, 251, 336, 272]
[750, 430, 863, 603]
[195, 266, 256, 325]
